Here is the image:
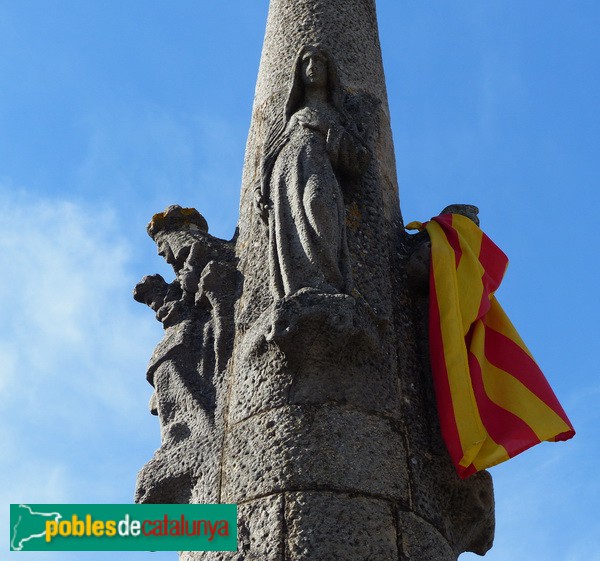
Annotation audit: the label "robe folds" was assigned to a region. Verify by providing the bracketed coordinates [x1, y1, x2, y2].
[267, 106, 367, 299]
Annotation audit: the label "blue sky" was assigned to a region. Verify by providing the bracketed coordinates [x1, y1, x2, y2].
[1, 1, 598, 560]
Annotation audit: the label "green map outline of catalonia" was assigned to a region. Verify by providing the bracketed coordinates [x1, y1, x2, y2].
[11, 504, 62, 551]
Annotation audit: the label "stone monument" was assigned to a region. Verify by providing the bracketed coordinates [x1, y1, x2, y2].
[134, 1, 495, 559]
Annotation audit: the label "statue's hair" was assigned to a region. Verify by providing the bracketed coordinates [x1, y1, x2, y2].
[284, 45, 348, 123]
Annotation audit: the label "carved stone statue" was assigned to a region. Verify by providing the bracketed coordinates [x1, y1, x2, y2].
[257, 45, 369, 299]
[134, 205, 236, 505]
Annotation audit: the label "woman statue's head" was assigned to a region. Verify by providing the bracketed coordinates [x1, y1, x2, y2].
[285, 45, 345, 121]
[300, 46, 328, 89]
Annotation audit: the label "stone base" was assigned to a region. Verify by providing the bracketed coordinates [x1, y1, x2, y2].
[180, 493, 462, 561]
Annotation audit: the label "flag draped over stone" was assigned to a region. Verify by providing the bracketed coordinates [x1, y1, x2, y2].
[407, 214, 575, 478]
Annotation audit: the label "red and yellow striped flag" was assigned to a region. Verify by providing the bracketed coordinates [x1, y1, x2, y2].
[407, 213, 575, 478]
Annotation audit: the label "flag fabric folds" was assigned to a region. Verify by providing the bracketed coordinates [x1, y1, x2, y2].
[406, 214, 575, 478]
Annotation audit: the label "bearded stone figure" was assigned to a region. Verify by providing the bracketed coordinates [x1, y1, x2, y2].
[256, 45, 370, 300]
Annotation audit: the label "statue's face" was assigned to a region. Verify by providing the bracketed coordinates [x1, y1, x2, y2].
[157, 238, 176, 266]
[301, 51, 328, 88]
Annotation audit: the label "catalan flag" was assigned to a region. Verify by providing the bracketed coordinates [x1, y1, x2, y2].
[407, 214, 575, 478]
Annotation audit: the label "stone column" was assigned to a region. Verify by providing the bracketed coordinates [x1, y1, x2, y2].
[220, 1, 493, 560]
[135, 1, 495, 560]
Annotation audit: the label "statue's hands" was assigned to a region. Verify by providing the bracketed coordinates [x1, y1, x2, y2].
[133, 274, 169, 312]
[179, 267, 200, 294]
[294, 107, 330, 136]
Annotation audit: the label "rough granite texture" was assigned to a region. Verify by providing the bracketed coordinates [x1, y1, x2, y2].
[134, 1, 495, 560]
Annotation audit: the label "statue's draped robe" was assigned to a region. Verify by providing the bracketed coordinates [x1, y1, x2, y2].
[267, 105, 365, 298]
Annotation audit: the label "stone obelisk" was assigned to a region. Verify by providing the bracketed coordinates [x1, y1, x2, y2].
[134, 1, 496, 560]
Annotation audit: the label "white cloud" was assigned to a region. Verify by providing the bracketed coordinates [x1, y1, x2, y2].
[0, 186, 172, 558]
[0, 187, 155, 423]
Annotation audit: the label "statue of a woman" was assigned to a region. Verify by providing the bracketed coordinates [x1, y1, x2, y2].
[256, 45, 370, 300]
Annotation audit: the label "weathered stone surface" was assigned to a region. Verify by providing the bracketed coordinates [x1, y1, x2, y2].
[445, 471, 495, 556]
[181, 495, 285, 561]
[238, 495, 285, 561]
[285, 492, 398, 561]
[222, 405, 408, 504]
[135, 433, 220, 505]
[228, 295, 400, 425]
[397, 511, 456, 561]
[227, 326, 291, 424]
[254, 0, 388, 109]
